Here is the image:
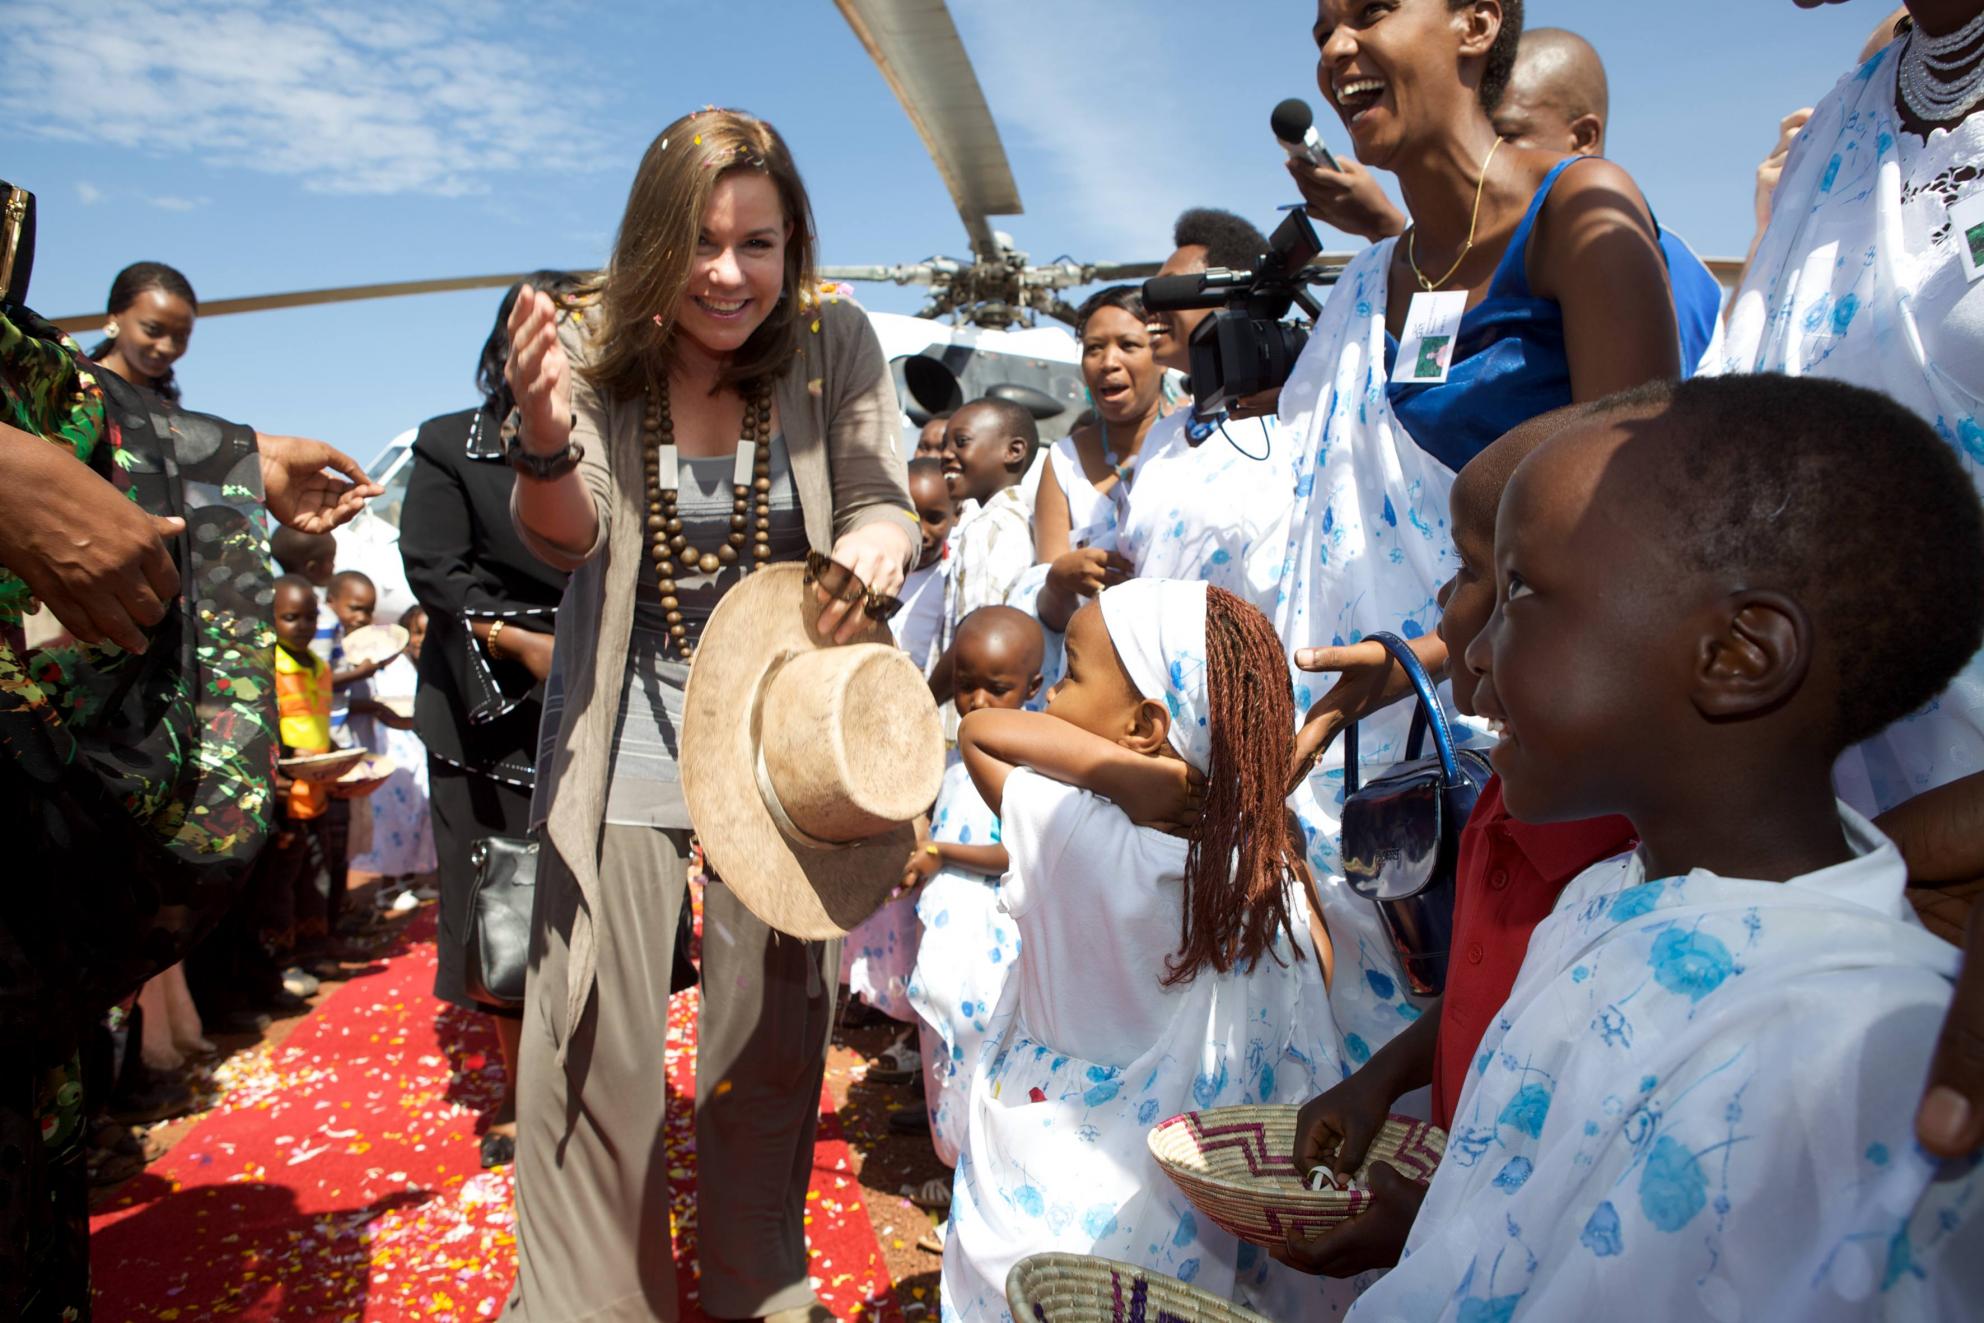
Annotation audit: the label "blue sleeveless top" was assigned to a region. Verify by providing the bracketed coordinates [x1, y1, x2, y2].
[1383, 157, 1721, 473]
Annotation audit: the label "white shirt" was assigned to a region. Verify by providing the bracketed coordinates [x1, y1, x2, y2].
[891, 558, 947, 676]
[942, 484, 1034, 650]
[997, 767, 1190, 1067]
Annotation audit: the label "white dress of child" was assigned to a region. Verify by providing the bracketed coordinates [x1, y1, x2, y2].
[1347, 808, 1981, 1323]
[906, 760, 1017, 1167]
[941, 580, 1351, 1321]
[348, 652, 437, 876]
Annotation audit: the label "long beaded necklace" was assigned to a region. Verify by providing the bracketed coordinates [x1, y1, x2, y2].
[1899, 12, 1984, 124]
[1406, 136, 1502, 292]
[641, 374, 775, 661]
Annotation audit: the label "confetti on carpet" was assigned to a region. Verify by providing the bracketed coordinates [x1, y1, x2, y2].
[91, 908, 903, 1322]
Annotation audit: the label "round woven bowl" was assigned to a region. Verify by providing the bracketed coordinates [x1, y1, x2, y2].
[279, 748, 368, 783]
[1146, 1105, 1446, 1247]
[1006, 1252, 1271, 1323]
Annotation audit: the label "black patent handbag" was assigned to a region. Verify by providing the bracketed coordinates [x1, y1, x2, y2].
[1340, 632, 1493, 997]
[463, 834, 538, 1007]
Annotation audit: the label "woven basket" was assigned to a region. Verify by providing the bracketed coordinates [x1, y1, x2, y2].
[1146, 1105, 1446, 1247]
[1006, 1252, 1271, 1323]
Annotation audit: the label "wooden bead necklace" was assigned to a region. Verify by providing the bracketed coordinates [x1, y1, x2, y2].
[641, 375, 775, 661]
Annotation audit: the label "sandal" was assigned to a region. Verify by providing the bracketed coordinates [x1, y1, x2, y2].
[903, 1175, 952, 1214]
[867, 1039, 921, 1085]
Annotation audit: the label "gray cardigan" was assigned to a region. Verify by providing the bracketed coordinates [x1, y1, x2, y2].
[514, 296, 914, 1052]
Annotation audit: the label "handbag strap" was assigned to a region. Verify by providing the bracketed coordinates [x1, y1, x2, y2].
[1340, 632, 1464, 794]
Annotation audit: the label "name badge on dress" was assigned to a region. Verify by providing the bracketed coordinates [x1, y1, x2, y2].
[1951, 190, 1984, 284]
[1391, 289, 1469, 385]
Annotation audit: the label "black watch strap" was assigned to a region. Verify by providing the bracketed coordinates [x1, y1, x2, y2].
[501, 407, 584, 480]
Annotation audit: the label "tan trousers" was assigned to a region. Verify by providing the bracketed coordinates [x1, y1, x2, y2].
[504, 826, 839, 1322]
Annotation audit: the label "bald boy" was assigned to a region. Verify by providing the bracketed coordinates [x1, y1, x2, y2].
[1491, 27, 1609, 156]
[950, 605, 1045, 718]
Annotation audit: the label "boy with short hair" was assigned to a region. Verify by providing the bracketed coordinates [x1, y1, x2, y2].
[1341, 376, 1983, 1320]
[259, 574, 337, 1004]
[932, 398, 1039, 699]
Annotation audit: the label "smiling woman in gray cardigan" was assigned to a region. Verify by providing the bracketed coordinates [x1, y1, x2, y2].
[498, 109, 915, 1323]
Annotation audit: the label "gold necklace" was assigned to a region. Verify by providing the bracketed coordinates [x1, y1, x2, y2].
[641, 376, 775, 661]
[1406, 136, 1503, 293]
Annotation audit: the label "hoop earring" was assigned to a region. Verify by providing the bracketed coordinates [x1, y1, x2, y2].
[102, 321, 119, 340]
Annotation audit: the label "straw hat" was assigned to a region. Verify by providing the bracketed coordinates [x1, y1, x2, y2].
[681, 562, 945, 939]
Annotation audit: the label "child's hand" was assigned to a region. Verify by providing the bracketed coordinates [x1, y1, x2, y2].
[902, 842, 944, 890]
[1293, 1069, 1395, 1191]
[1289, 636, 1446, 787]
[1276, 1162, 1425, 1277]
[1130, 760, 1206, 837]
[1046, 546, 1132, 603]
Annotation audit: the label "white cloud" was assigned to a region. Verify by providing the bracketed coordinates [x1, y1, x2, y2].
[149, 195, 209, 212]
[75, 181, 104, 204]
[3, 1, 608, 197]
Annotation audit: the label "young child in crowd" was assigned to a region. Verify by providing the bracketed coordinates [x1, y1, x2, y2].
[1337, 376, 1983, 1320]
[347, 604, 436, 916]
[258, 574, 338, 1002]
[1284, 406, 1636, 1276]
[892, 457, 955, 678]
[320, 568, 393, 933]
[935, 399, 1039, 685]
[904, 606, 1045, 1178]
[942, 580, 1347, 1319]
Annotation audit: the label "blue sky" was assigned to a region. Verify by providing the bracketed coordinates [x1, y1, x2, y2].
[10, 0, 1888, 468]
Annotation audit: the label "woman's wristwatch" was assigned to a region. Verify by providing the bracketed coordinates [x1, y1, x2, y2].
[501, 407, 584, 480]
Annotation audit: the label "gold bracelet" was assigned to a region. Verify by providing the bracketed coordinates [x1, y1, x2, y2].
[486, 619, 506, 657]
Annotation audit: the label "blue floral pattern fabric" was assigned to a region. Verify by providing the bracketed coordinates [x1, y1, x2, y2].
[1117, 410, 1291, 615]
[907, 761, 1017, 1166]
[1247, 244, 1484, 1060]
[1348, 808, 1980, 1322]
[1713, 42, 1984, 816]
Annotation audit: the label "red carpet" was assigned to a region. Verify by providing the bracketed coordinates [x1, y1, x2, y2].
[91, 910, 903, 1322]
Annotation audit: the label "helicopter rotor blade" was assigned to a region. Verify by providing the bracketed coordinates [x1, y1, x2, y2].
[44, 271, 545, 333]
[833, 0, 1021, 263]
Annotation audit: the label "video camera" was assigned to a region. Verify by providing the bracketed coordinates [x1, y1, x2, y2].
[1141, 207, 1329, 417]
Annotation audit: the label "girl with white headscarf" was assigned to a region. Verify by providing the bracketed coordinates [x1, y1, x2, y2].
[938, 580, 1352, 1320]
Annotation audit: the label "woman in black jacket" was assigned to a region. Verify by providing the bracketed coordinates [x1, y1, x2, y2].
[398, 274, 577, 1167]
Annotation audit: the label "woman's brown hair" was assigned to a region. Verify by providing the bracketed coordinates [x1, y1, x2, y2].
[583, 109, 818, 400]
[1165, 586, 1301, 986]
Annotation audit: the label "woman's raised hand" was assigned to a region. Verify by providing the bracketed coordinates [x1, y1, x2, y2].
[504, 285, 572, 456]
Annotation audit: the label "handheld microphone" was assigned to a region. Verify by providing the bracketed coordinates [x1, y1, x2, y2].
[1271, 98, 1340, 173]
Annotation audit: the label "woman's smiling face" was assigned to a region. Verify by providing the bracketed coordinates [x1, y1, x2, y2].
[675, 171, 790, 360]
[1313, 0, 1487, 166]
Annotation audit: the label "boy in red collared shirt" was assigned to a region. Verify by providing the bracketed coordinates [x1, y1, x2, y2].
[1282, 406, 1636, 1278]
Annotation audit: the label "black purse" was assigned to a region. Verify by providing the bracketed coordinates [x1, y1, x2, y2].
[1340, 632, 1493, 997]
[461, 832, 700, 1009]
[463, 834, 538, 1007]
